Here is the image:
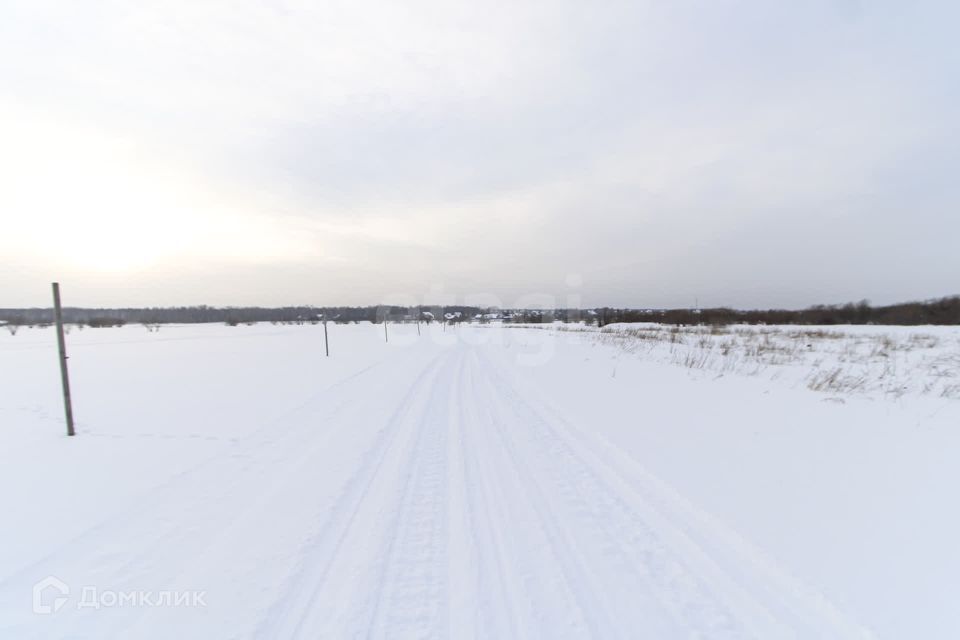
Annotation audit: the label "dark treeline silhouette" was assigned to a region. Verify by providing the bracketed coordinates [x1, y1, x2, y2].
[0, 305, 489, 327]
[592, 296, 960, 327]
[1, 296, 958, 328]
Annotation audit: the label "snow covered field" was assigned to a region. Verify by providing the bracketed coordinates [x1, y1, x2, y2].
[1, 322, 958, 639]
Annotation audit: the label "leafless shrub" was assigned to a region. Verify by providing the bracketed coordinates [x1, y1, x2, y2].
[786, 329, 843, 341]
[928, 353, 960, 377]
[680, 351, 710, 369]
[88, 317, 125, 328]
[719, 339, 735, 356]
[942, 384, 960, 399]
[908, 334, 939, 349]
[807, 368, 868, 393]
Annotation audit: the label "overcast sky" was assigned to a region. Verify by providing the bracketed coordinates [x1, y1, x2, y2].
[1, 0, 957, 309]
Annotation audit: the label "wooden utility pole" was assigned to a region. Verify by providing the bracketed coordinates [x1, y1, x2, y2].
[51, 282, 75, 436]
[384, 320, 389, 343]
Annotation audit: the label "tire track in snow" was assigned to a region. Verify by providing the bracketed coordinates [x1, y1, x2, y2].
[454, 351, 546, 639]
[255, 349, 452, 638]
[476, 354, 745, 638]
[118, 351, 453, 639]
[363, 350, 454, 638]
[0, 352, 438, 639]
[467, 349, 652, 639]
[476, 347, 877, 640]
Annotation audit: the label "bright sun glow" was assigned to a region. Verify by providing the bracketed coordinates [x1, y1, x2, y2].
[1, 113, 188, 272]
[0, 109, 317, 275]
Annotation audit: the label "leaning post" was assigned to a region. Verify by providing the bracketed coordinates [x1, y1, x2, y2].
[51, 282, 76, 436]
[323, 317, 330, 357]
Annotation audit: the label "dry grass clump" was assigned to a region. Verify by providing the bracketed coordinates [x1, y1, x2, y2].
[807, 368, 868, 393]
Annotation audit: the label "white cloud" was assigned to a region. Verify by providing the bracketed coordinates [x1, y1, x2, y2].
[1, 0, 958, 307]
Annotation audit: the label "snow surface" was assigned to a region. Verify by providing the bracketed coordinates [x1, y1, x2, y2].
[1, 322, 959, 638]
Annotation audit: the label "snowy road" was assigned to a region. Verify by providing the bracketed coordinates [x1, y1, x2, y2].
[0, 327, 883, 639]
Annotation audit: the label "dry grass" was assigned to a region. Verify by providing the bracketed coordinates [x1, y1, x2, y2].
[585, 324, 960, 399]
[493, 321, 959, 399]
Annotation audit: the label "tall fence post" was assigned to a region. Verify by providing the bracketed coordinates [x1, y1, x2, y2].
[51, 282, 75, 437]
[323, 318, 330, 356]
[384, 320, 389, 343]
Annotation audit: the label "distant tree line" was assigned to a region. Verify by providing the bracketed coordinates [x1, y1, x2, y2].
[0, 305, 490, 327]
[1, 296, 958, 328]
[591, 296, 960, 327]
